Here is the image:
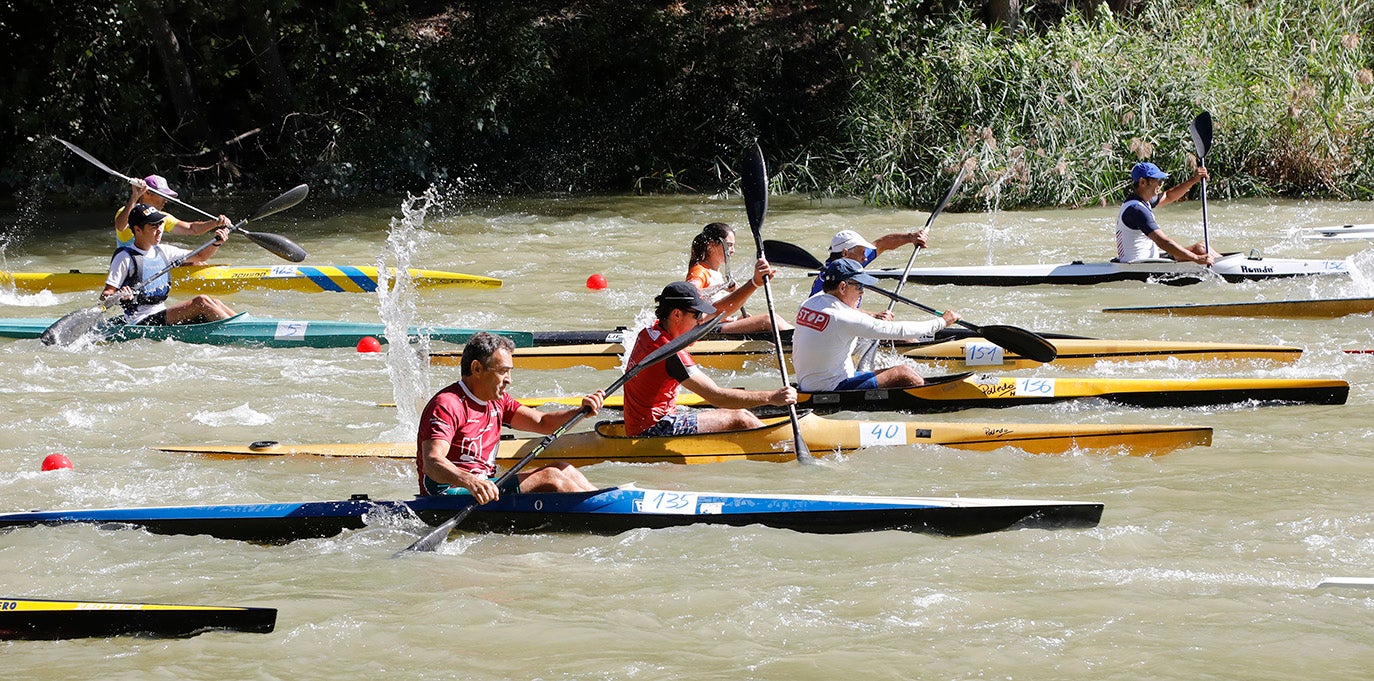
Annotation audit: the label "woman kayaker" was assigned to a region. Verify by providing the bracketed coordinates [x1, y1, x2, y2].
[685, 222, 791, 334]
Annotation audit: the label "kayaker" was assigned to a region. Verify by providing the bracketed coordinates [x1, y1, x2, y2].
[810, 228, 930, 296]
[792, 258, 960, 392]
[101, 203, 236, 325]
[1116, 162, 1216, 265]
[622, 280, 797, 437]
[417, 332, 604, 503]
[114, 175, 229, 251]
[685, 222, 791, 334]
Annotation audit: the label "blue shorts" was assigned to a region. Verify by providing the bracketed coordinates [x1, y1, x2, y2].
[834, 372, 879, 391]
[638, 410, 700, 437]
[422, 475, 519, 497]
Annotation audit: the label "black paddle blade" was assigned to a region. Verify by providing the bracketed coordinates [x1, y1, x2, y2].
[763, 239, 824, 271]
[247, 184, 309, 222]
[976, 325, 1058, 364]
[40, 306, 105, 347]
[238, 229, 307, 262]
[1190, 111, 1213, 160]
[740, 143, 769, 256]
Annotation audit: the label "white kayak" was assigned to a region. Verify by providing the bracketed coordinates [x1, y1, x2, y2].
[1296, 224, 1374, 241]
[863, 252, 1349, 286]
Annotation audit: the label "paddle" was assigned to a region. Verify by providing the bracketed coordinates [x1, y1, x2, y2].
[53, 137, 308, 262]
[399, 315, 724, 554]
[857, 162, 969, 370]
[39, 186, 312, 347]
[740, 142, 811, 464]
[860, 284, 1058, 364]
[1189, 111, 1213, 255]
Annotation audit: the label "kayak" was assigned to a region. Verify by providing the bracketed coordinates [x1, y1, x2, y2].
[856, 252, 1349, 286]
[0, 597, 276, 640]
[0, 484, 1104, 542]
[0, 264, 500, 294]
[160, 412, 1212, 461]
[1103, 297, 1374, 318]
[1296, 224, 1374, 240]
[0, 312, 534, 348]
[462, 334, 1303, 372]
[519, 372, 1347, 413]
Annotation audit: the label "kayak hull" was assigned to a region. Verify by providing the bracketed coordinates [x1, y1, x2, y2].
[1103, 297, 1374, 318]
[0, 484, 1104, 543]
[1, 264, 500, 294]
[0, 598, 275, 640]
[474, 336, 1303, 371]
[0, 312, 534, 348]
[858, 254, 1348, 286]
[161, 412, 1213, 461]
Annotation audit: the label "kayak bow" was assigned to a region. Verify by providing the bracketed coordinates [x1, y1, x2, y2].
[0, 597, 275, 640]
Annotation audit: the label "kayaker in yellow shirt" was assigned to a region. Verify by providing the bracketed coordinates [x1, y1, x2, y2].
[113, 175, 229, 253]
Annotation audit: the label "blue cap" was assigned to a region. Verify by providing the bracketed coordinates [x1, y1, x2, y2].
[1130, 162, 1170, 182]
[820, 258, 879, 287]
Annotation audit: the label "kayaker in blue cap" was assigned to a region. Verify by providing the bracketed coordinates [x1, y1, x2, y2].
[1116, 161, 1216, 264]
[792, 258, 959, 392]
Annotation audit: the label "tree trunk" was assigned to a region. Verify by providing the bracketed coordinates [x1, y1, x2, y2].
[984, 0, 1020, 32]
[133, 0, 213, 148]
[242, 0, 296, 120]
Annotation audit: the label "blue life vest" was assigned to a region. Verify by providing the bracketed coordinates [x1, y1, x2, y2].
[111, 246, 171, 315]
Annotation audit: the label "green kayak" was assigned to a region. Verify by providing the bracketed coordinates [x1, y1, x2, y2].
[0, 312, 532, 348]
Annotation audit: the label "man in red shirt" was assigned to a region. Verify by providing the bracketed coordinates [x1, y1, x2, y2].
[623, 280, 796, 437]
[417, 332, 605, 503]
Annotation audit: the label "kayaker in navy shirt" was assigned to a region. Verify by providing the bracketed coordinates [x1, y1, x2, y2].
[1116, 162, 1216, 264]
[809, 228, 930, 296]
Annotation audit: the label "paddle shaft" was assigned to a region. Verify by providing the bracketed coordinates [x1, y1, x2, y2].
[1189, 112, 1213, 254]
[742, 143, 811, 463]
[400, 316, 724, 554]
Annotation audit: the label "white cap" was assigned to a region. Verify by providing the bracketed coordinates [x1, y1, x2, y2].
[829, 229, 876, 254]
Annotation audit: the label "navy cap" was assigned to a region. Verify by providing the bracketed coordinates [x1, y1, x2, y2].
[128, 203, 168, 227]
[820, 258, 879, 287]
[655, 281, 717, 315]
[1130, 162, 1170, 182]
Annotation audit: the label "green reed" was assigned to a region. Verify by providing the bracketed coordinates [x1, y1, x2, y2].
[787, 0, 1374, 209]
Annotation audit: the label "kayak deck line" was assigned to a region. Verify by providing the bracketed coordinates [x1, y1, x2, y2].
[1103, 297, 1374, 318]
[0, 264, 500, 294]
[434, 337, 1303, 372]
[517, 374, 1347, 413]
[0, 483, 1105, 542]
[0, 597, 276, 640]
[0, 312, 534, 348]
[849, 252, 1349, 286]
[160, 412, 1213, 461]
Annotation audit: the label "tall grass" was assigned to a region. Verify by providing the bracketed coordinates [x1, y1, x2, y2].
[791, 0, 1374, 209]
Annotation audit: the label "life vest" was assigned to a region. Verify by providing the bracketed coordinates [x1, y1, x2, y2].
[111, 246, 171, 315]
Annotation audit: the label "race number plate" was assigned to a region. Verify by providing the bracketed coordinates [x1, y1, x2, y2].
[964, 342, 1005, 366]
[859, 422, 909, 447]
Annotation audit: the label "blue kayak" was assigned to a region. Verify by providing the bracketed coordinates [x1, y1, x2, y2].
[0, 484, 1103, 542]
[0, 312, 533, 348]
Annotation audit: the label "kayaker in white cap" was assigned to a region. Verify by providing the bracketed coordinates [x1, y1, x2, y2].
[808, 227, 930, 296]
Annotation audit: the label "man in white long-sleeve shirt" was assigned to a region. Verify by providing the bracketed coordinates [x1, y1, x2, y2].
[792, 258, 960, 392]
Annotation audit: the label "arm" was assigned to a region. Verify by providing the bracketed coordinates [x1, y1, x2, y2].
[114, 179, 148, 233]
[834, 303, 950, 341]
[681, 370, 795, 410]
[1147, 230, 1213, 265]
[419, 439, 501, 505]
[870, 229, 928, 257]
[509, 390, 605, 434]
[171, 214, 231, 237]
[706, 258, 775, 320]
[186, 226, 231, 264]
[1157, 167, 1209, 207]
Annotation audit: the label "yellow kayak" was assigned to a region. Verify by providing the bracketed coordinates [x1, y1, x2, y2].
[2, 264, 500, 294]
[432, 337, 1301, 372]
[159, 412, 1212, 462]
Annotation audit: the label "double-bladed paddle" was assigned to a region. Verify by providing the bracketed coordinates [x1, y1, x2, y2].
[857, 162, 969, 370]
[740, 143, 811, 464]
[861, 284, 1057, 364]
[39, 185, 312, 346]
[399, 314, 724, 554]
[1189, 111, 1213, 255]
[759, 240, 1056, 363]
[53, 137, 308, 263]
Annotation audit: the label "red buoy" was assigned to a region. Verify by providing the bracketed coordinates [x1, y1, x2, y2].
[356, 336, 382, 353]
[41, 453, 73, 471]
[586, 274, 608, 290]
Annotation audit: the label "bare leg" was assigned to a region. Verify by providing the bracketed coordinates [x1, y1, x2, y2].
[874, 364, 925, 388]
[517, 461, 597, 493]
[719, 313, 792, 334]
[695, 408, 765, 433]
[164, 295, 236, 325]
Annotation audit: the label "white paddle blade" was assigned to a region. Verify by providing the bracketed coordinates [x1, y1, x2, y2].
[40, 306, 106, 346]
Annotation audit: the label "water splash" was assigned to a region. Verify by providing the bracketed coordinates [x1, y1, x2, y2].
[376, 189, 436, 441]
